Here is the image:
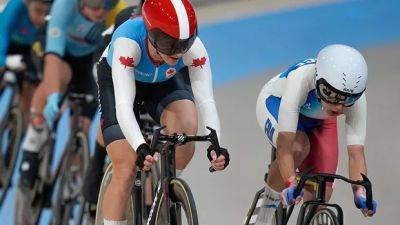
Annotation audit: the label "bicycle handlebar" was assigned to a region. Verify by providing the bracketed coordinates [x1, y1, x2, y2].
[149, 126, 222, 173]
[282, 171, 374, 224]
[294, 172, 374, 210]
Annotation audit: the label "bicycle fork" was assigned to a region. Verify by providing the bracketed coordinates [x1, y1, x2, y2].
[146, 144, 179, 225]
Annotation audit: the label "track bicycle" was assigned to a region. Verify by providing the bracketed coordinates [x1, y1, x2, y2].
[95, 126, 224, 225]
[244, 147, 375, 225]
[14, 92, 94, 225]
[0, 55, 35, 208]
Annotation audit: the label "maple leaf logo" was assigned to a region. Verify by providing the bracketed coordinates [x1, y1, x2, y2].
[191, 57, 207, 69]
[166, 68, 176, 78]
[119, 56, 135, 68]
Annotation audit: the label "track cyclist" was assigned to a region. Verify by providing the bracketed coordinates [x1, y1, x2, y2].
[255, 44, 377, 225]
[96, 0, 230, 224]
[18, 0, 126, 189]
[81, 2, 143, 206]
[0, 0, 53, 125]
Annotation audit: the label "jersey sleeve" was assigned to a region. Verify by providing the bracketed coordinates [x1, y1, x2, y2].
[45, 0, 75, 57]
[0, 0, 23, 67]
[278, 68, 312, 132]
[183, 38, 222, 141]
[344, 93, 367, 146]
[111, 37, 145, 150]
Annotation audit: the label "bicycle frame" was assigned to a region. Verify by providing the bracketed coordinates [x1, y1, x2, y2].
[146, 142, 177, 224]
[143, 126, 221, 225]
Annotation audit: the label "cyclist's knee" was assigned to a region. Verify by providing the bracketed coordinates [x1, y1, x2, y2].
[181, 115, 198, 134]
[161, 100, 198, 135]
[107, 140, 137, 191]
[111, 164, 136, 194]
[112, 165, 136, 192]
[166, 115, 198, 136]
[293, 132, 310, 159]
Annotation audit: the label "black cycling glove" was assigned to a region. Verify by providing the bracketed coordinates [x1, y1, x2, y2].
[207, 145, 230, 169]
[135, 143, 153, 170]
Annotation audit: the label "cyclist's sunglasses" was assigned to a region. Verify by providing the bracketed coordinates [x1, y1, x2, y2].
[148, 29, 197, 56]
[316, 78, 363, 107]
[81, 0, 118, 10]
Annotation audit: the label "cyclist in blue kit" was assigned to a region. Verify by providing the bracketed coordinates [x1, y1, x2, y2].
[96, 0, 230, 224]
[0, 0, 53, 124]
[18, 0, 126, 189]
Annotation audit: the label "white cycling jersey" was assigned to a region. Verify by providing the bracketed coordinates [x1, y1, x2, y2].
[256, 59, 366, 146]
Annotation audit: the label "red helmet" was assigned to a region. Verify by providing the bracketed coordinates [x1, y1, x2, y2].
[142, 0, 198, 55]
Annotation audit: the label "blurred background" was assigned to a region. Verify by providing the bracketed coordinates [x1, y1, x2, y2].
[1, 0, 399, 224]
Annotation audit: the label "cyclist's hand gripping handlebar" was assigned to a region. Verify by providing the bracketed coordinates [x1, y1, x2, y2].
[205, 127, 230, 173]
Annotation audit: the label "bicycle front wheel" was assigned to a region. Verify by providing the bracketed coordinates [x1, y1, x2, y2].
[150, 178, 198, 225]
[307, 208, 339, 225]
[95, 164, 136, 225]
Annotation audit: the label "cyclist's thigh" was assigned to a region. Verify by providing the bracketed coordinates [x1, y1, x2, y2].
[299, 116, 339, 187]
[42, 54, 72, 85]
[137, 68, 196, 169]
[256, 92, 312, 160]
[66, 53, 98, 118]
[159, 99, 197, 132]
[139, 68, 195, 125]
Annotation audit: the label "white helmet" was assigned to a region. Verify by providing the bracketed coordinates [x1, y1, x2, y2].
[315, 44, 367, 106]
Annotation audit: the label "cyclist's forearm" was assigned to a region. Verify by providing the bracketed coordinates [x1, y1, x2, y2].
[348, 145, 367, 189]
[276, 132, 297, 181]
[43, 54, 66, 94]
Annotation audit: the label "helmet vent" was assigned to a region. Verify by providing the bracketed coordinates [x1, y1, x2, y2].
[342, 72, 347, 87]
